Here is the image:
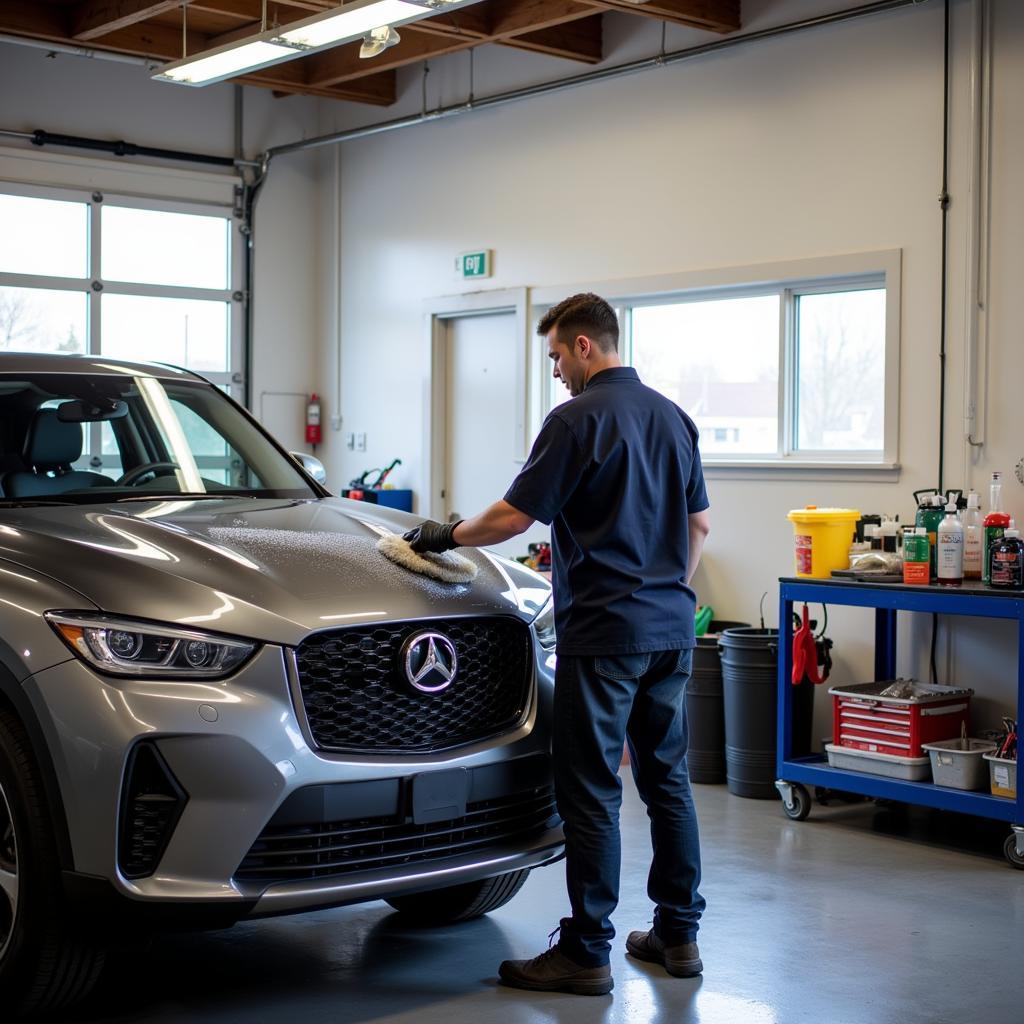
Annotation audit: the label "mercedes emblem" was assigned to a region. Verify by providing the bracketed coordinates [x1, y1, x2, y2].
[401, 631, 458, 694]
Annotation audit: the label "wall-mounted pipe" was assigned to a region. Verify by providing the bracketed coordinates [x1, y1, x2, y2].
[963, 0, 991, 461]
[0, 32, 156, 67]
[265, 0, 928, 161]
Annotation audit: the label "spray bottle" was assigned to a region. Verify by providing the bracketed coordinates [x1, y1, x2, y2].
[963, 491, 982, 580]
[983, 472, 1011, 584]
[937, 502, 964, 586]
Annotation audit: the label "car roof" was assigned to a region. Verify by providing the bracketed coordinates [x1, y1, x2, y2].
[0, 351, 202, 380]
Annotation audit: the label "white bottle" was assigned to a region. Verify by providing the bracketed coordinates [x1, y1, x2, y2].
[963, 491, 982, 579]
[937, 502, 964, 586]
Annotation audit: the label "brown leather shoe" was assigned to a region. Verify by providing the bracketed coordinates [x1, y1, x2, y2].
[626, 929, 703, 977]
[499, 946, 613, 995]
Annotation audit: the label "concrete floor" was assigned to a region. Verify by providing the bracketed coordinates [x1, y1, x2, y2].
[67, 776, 1021, 1024]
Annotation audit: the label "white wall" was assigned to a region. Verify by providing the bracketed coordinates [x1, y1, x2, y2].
[0, 40, 321, 451]
[307, 0, 1024, 736]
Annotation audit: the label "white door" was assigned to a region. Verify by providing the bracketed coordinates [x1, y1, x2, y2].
[444, 312, 550, 561]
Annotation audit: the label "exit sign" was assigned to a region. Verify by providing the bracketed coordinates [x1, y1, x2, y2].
[456, 250, 492, 279]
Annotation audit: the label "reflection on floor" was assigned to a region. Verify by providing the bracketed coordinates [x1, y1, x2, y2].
[66, 775, 1019, 1024]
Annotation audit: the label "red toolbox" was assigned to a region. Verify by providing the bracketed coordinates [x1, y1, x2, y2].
[830, 681, 973, 758]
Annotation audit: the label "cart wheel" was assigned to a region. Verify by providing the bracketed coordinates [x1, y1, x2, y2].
[782, 783, 811, 821]
[815, 786, 832, 806]
[1003, 834, 1024, 870]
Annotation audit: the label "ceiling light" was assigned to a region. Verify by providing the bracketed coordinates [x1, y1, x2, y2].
[359, 26, 401, 59]
[154, 39, 298, 86]
[153, 0, 483, 87]
[276, 0, 422, 51]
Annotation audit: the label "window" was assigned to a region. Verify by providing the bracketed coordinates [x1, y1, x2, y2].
[0, 183, 243, 477]
[631, 294, 780, 457]
[535, 254, 898, 469]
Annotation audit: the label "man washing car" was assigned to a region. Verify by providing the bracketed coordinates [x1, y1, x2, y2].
[405, 292, 711, 996]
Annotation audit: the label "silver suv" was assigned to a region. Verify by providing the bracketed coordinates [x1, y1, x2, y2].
[0, 354, 561, 1016]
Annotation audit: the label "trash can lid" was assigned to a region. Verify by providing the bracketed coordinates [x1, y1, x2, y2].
[787, 506, 861, 522]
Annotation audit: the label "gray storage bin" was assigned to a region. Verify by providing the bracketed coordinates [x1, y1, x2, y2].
[921, 739, 998, 791]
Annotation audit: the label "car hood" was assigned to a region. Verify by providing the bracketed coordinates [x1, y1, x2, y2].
[0, 497, 551, 647]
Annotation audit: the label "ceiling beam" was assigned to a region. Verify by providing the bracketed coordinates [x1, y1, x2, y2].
[304, 25, 471, 88]
[72, 1, 189, 42]
[486, 0, 597, 38]
[577, 0, 739, 33]
[305, 0, 602, 89]
[0, 0, 73, 40]
[498, 15, 603, 65]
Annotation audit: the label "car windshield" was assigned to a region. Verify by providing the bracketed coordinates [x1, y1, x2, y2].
[0, 372, 317, 503]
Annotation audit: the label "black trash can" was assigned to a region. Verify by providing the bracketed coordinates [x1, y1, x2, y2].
[686, 620, 750, 784]
[719, 627, 816, 799]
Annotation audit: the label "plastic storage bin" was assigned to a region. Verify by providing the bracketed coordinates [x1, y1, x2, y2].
[824, 743, 931, 781]
[921, 739, 997, 790]
[831, 681, 973, 758]
[984, 754, 1018, 799]
[786, 506, 861, 578]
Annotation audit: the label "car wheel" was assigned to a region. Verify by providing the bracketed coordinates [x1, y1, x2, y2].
[385, 869, 531, 924]
[0, 709, 106, 1016]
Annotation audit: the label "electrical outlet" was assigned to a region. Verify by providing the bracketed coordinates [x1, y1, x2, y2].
[356, 432, 367, 452]
[346, 433, 355, 450]
[1016, 458, 1024, 486]
[330, 415, 342, 432]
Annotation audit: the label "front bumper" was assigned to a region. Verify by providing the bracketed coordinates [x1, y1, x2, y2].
[27, 641, 562, 919]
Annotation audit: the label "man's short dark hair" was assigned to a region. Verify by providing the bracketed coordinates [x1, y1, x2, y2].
[537, 292, 619, 353]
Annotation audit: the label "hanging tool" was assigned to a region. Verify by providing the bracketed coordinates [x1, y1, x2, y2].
[791, 603, 832, 686]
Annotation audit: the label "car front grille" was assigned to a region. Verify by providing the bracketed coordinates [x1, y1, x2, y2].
[294, 616, 533, 753]
[235, 786, 558, 884]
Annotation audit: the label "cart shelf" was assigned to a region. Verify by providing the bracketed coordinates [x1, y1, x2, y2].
[776, 578, 1024, 866]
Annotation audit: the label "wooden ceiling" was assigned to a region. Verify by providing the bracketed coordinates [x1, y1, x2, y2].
[0, 1, 740, 105]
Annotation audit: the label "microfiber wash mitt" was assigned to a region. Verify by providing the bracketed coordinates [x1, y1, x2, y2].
[376, 532, 478, 584]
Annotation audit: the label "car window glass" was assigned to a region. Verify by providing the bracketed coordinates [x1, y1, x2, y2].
[0, 373, 314, 502]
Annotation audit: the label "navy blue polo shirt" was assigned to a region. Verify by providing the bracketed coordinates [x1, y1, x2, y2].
[505, 366, 709, 656]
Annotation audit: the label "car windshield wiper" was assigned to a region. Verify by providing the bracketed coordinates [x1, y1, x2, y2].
[111, 493, 262, 502]
[0, 499, 80, 507]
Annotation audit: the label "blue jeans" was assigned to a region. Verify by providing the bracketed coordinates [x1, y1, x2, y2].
[553, 649, 706, 967]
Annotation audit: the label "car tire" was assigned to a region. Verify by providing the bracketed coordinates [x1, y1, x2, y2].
[0, 708, 106, 1016]
[385, 869, 531, 924]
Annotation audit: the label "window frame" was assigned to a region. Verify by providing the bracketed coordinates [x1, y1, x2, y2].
[0, 179, 245, 476]
[530, 250, 901, 477]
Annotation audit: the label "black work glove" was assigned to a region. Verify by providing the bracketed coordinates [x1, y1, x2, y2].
[403, 519, 462, 553]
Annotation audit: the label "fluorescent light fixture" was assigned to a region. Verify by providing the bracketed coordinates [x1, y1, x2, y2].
[277, 0, 423, 51]
[153, 0, 482, 87]
[154, 40, 297, 85]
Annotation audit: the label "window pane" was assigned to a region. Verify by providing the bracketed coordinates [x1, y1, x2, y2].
[101, 294, 229, 371]
[0, 194, 89, 278]
[0, 286, 87, 354]
[796, 289, 885, 451]
[631, 296, 780, 455]
[101, 206, 230, 289]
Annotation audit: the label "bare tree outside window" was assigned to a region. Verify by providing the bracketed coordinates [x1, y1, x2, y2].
[0, 287, 86, 354]
[796, 289, 885, 451]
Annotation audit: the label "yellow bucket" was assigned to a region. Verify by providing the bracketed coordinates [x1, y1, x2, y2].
[786, 506, 862, 579]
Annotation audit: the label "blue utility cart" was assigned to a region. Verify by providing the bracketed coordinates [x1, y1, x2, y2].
[775, 577, 1024, 869]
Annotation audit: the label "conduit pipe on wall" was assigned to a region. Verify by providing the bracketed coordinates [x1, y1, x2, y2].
[264, 0, 930, 162]
[963, 0, 992, 464]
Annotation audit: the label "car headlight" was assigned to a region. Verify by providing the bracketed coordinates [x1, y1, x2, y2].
[45, 612, 257, 679]
[533, 597, 556, 652]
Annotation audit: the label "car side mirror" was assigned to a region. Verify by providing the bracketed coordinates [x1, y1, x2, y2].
[57, 399, 128, 423]
[290, 451, 327, 484]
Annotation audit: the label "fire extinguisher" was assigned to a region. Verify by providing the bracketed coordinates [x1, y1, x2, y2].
[306, 393, 322, 447]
